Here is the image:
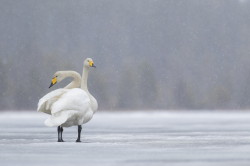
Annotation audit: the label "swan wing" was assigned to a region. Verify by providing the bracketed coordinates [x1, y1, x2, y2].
[51, 88, 90, 114]
[45, 88, 91, 127]
[37, 88, 69, 114]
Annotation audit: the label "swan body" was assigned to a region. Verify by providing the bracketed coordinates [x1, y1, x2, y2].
[44, 88, 93, 127]
[37, 58, 97, 142]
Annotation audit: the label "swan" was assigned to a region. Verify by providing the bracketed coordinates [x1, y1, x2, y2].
[38, 70, 82, 142]
[37, 58, 98, 142]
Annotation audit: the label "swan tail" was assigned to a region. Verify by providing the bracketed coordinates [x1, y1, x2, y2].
[44, 110, 79, 127]
[44, 116, 66, 127]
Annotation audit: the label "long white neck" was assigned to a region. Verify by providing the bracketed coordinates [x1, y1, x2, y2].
[81, 65, 89, 93]
[80, 65, 98, 112]
[63, 71, 81, 89]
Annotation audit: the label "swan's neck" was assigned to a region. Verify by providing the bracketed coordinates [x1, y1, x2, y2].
[81, 66, 89, 93]
[80, 65, 98, 112]
[64, 71, 81, 89]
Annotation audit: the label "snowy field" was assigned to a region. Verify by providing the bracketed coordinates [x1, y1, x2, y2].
[0, 111, 250, 166]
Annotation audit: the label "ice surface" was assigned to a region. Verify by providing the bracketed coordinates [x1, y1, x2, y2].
[0, 111, 250, 166]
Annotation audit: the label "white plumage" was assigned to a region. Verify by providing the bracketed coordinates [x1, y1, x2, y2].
[37, 70, 81, 115]
[38, 88, 93, 127]
[45, 88, 93, 127]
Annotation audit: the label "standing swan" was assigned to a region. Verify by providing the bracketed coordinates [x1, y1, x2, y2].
[37, 58, 98, 142]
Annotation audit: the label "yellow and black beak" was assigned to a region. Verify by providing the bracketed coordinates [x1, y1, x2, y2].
[49, 77, 57, 88]
[89, 61, 96, 68]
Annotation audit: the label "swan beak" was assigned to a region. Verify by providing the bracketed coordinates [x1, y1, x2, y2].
[49, 77, 57, 88]
[89, 61, 96, 68]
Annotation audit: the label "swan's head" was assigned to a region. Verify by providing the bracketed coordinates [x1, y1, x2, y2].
[84, 58, 96, 68]
[49, 71, 66, 88]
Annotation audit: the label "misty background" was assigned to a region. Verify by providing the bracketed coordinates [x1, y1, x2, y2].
[0, 0, 250, 111]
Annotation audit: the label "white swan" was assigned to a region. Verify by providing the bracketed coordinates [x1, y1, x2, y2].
[37, 58, 97, 142]
[38, 71, 81, 115]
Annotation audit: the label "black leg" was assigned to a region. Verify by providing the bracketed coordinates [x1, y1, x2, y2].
[57, 126, 61, 142]
[57, 126, 64, 142]
[76, 125, 82, 142]
[60, 127, 64, 142]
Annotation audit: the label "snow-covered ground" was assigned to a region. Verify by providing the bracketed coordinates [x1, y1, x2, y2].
[0, 111, 250, 166]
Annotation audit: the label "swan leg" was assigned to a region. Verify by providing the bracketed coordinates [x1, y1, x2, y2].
[60, 127, 64, 142]
[57, 126, 61, 142]
[76, 125, 82, 142]
[57, 126, 64, 142]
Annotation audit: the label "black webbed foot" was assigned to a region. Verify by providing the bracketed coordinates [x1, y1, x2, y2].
[76, 139, 81, 142]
